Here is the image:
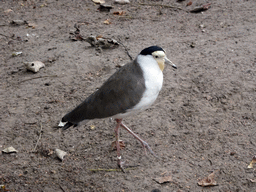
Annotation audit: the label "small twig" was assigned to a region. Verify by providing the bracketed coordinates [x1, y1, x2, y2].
[33, 123, 43, 152]
[90, 168, 121, 172]
[0, 33, 11, 38]
[19, 75, 58, 83]
[138, 2, 185, 11]
[90, 167, 138, 172]
[190, 3, 211, 13]
[24, 122, 37, 125]
[59, 184, 67, 192]
[117, 40, 133, 61]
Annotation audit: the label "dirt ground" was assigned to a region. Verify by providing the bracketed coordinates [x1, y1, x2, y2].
[1, 0, 256, 191]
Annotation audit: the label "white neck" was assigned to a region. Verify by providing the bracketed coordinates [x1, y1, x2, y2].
[130, 55, 163, 111]
[136, 55, 161, 73]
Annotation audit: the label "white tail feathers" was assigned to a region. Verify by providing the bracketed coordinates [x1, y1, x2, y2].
[58, 121, 67, 127]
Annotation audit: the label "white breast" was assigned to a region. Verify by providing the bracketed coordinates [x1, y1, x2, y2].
[112, 55, 163, 119]
[130, 54, 163, 112]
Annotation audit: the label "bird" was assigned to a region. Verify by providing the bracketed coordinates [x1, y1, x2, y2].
[58, 45, 177, 170]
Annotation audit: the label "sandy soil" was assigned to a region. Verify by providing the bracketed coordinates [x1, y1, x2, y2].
[1, 0, 256, 191]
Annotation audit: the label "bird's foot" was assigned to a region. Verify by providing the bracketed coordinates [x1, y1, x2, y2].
[141, 140, 158, 158]
[111, 140, 125, 150]
[117, 157, 139, 172]
[119, 122, 158, 158]
[117, 156, 126, 172]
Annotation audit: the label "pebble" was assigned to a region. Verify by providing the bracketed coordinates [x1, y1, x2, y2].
[114, 0, 130, 4]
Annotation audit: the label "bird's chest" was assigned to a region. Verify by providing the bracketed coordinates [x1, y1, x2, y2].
[143, 68, 163, 101]
[131, 67, 163, 111]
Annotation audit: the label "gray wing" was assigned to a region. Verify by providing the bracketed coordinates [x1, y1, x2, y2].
[62, 60, 145, 124]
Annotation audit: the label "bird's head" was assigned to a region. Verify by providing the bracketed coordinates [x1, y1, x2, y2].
[140, 46, 177, 71]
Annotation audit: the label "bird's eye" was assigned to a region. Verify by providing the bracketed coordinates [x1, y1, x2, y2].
[155, 55, 159, 58]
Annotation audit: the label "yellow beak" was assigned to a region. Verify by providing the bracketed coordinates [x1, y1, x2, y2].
[165, 57, 177, 69]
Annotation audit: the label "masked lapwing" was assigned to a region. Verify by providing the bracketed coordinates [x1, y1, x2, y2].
[58, 46, 177, 170]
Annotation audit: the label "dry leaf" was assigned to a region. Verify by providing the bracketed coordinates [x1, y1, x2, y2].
[12, 51, 22, 57]
[2, 146, 18, 153]
[96, 35, 103, 40]
[250, 179, 256, 183]
[4, 9, 13, 13]
[111, 140, 125, 150]
[248, 155, 256, 168]
[198, 172, 217, 187]
[186, 1, 192, 6]
[103, 19, 111, 25]
[40, 3, 47, 7]
[90, 125, 95, 130]
[85, 35, 119, 49]
[92, 0, 105, 4]
[190, 3, 211, 13]
[153, 175, 173, 184]
[113, 11, 125, 16]
[27, 22, 37, 29]
[0, 185, 7, 191]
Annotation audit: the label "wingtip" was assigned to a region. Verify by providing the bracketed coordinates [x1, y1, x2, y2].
[58, 121, 74, 130]
[58, 121, 67, 127]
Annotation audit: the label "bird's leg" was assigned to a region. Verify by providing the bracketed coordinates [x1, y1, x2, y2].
[114, 119, 125, 171]
[111, 118, 125, 150]
[120, 122, 158, 158]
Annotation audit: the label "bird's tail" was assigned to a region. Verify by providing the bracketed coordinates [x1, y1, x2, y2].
[58, 119, 76, 130]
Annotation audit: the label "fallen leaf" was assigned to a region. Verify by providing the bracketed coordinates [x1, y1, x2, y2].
[90, 125, 95, 130]
[250, 179, 256, 183]
[190, 42, 195, 48]
[153, 175, 173, 184]
[113, 11, 125, 16]
[12, 51, 22, 57]
[2, 146, 18, 153]
[38, 144, 53, 157]
[103, 19, 111, 25]
[190, 3, 211, 13]
[0, 185, 8, 191]
[69, 27, 86, 41]
[92, 0, 105, 4]
[86, 35, 119, 49]
[27, 22, 37, 29]
[111, 140, 125, 150]
[96, 35, 103, 40]
[248, 155, 256, 168]
[40, 3, 47, 7]
[198, 172, 217, 187]
[4, 9, 13, 13]
[186, 1, 192, 6]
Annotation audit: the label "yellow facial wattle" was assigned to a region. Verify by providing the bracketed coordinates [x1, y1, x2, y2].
[157, 59, 165, 71]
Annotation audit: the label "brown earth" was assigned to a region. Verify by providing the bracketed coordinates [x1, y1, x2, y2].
[1, 0, 256, 191]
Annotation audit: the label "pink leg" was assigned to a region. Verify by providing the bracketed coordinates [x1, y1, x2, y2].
[120, 121, 158, 158]
[114, 119, 125, 171]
